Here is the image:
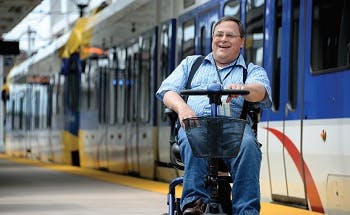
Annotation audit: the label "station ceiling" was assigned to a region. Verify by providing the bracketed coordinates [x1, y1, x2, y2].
[0, 0, 43, 37]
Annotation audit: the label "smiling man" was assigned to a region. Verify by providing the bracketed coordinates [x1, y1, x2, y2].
[156, 16, 272, 215]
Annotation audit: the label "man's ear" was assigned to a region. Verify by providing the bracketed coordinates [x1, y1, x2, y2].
[240, 38, 245, 49]
[241, 38, 245, 49]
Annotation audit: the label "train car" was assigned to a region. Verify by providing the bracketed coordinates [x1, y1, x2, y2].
[259, 1, 350, 214]
[3, 0, 349, 214]
[4, 36, 66, 163]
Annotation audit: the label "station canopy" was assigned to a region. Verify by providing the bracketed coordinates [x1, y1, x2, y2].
[0, 0, 42, 36]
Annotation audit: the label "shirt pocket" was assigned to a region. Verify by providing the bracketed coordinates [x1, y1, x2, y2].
[190, 72, 216, 89]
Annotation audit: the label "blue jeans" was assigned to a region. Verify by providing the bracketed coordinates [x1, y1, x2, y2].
[178, 124, 261, 215]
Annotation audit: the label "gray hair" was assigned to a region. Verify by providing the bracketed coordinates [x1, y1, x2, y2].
[213, 16, 245, 38]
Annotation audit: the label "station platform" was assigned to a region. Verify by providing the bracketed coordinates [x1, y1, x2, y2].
[0, 154, 167, 215]
[0, 154, 324, 215]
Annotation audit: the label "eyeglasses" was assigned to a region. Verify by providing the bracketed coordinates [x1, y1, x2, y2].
[213, 31, 241, 39]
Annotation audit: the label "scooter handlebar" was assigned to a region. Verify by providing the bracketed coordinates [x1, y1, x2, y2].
[180, 89, 249, 96]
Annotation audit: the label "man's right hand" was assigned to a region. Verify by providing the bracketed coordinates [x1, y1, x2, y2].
[163, 91, 196, 128]
[177, 106, 196, 128]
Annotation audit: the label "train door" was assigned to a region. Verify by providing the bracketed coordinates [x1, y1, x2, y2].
[105, 48, 120, 173]
[263, 0, 307, 207]
[80, 57, 98, 168]
[107, 47, 128, 174]
[17, 92, 25, 157]
[51, 73, 64, 164]
[96, 57, 109, 169]
[126, 40, 140, 175]
[25, 85, 33, 158]
[32, 87, 41, 160]
[104, 52, 117, 170]
[137, 28, 157, 179]
[156, 19, 178, 181]
[197, 4, 219, 55]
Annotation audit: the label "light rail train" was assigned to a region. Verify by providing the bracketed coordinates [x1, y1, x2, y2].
[3, 0, 349, 214]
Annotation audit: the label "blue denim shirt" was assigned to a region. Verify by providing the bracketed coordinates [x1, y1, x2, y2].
[156, 53, 272, 118]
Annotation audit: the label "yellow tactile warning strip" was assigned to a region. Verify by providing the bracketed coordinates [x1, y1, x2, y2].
[0, 154, 324, 215]
[0, 154, 180, 195]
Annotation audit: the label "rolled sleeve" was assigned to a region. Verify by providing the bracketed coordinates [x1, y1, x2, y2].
[156, 56, 200, 101]
[245, 63, 272, 109]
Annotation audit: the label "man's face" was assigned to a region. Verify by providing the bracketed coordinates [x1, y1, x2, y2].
[212, 20, 244, 67]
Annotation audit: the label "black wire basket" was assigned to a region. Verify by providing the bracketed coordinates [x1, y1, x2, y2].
[183, 116, 246, 158]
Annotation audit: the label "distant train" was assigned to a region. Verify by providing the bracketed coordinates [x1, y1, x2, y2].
[3, 0, 349, 214]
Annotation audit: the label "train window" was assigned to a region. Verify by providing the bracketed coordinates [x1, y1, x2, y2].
[245, 0, 265, 66]
[18, 96, 24, 130]
[114, 48, 119, 105]
[200, 26, 206, 56]
[13, 95, 18, 130]
[160, 23, 172, 122]
[55, 74, 63, 115]
[81, 60, 91, 111]
[5, 100, 10, 130]
[52, 75, 57, 115]
[16, 97, 20, 130]
[248, 0, 264, 8]
[126, 55, 132, 122]
[89, 60, 98, 111]
[42, 87, 47, 129]
[25, 86, 32, 131]
[224, 0, 240, 18]
[47, 84, 53, 128]
[126, 44, 139, 123]
[12, 97, 16, 130]
[11, 100, 15, 130]
[160, 24, 169, 80]
[34, 91, 40, 129]
[132, 52, 140, 123]
[117, 69, 126, 124]
[117, 47, 127, 71]
[105, 68, 111, 125]
[311, 0, 350, 73]
[97, 67, 103, 123]
[182, 18, 195, 58]
[97, 63, 108, 125]
[109, 52, 118, 126]
[41, 87, 47, 129]
[271, 0, 282, 111]
[67, 61, 80, 112]
[116, 47, 126, 124]
[140, 36, 152, 123]
[88, 61, 95, 110]
[103, 67, 107, 124]
[18, 93, 22, 130]
[288, 0, 300, 110]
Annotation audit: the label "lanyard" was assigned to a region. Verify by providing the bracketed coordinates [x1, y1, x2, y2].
[214, 59, 237, 85]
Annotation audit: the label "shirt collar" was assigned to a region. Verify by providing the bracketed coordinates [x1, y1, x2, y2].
[205, 53, 247, 69]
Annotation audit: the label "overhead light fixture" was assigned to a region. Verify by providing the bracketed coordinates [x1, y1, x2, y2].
[72, 0, 90, 17]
